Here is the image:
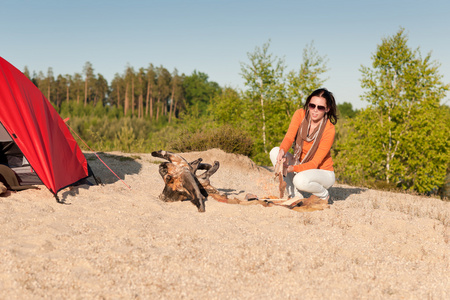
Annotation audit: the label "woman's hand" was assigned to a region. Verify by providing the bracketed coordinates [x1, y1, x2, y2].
[277, 148, 295, 173]
[276, 148, 285, 162]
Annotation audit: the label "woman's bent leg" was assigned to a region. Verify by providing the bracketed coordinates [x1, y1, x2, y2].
[292, 169, 335, 199]
[269, 147, 302, 198]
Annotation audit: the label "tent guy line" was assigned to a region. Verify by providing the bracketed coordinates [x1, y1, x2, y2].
[65, 120, 132, 191]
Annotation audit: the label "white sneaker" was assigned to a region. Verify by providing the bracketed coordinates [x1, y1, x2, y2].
[282, 195, 303, 205]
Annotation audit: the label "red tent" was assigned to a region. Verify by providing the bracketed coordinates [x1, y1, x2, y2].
[0, 56, 90, 198]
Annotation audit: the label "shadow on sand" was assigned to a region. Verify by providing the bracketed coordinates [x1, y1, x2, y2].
[217, 188, 246, 197]
[329, 186, 366, 201]
[85, 152, 142, 184]
[58, 152, 142, 203]
[261, 165, 365, 201]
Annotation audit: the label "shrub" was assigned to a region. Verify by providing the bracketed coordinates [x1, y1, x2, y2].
[169, 124, 253, 157]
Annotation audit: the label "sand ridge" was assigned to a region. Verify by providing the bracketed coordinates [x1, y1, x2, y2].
[0, 149, 449, 299]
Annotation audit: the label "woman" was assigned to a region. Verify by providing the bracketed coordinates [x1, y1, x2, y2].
[270, 88, 337, 203]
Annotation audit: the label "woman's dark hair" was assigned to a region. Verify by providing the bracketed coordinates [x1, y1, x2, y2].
[303, 88, 338, 125]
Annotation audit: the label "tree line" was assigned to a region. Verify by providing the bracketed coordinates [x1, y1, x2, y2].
[24, 63, 220, 123]
[25, 28, 449, 196]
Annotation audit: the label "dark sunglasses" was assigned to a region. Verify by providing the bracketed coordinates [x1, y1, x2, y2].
[308, 103, 326, 111]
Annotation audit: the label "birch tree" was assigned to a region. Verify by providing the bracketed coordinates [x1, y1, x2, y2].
[240, 41, 285, 154]
[286, 41, 328, 108]
[336, 28, 449, 193]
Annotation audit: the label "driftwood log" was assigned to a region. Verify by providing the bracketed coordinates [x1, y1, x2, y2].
[152, 150, 330, 213]
[151, 150, 219, 212]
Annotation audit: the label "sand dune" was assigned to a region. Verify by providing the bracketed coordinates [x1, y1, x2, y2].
[0, 149, 449, 299]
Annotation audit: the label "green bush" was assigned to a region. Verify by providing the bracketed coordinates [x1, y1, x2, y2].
[169, 124, 253, 157]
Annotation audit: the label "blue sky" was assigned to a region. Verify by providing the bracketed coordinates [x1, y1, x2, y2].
[2, 0, 449, 109]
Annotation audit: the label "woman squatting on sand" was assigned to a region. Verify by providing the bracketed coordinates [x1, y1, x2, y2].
[270, 88, 338, 203]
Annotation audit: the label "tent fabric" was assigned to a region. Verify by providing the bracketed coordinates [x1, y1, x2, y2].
[0, 56, 89, 195]
[0, 122, 11, 141]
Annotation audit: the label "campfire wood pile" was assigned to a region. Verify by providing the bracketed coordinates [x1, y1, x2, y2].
[152, 150, 330, 212]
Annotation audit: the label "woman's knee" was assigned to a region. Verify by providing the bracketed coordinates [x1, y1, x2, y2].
[270, 147, 280, 157]
[269, 147, 280, 166]
[292, 173, 310, 190]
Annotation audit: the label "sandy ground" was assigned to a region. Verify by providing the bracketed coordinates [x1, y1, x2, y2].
[0, 148, 449, 299]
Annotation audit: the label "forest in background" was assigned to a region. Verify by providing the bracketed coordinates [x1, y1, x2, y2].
[23, 28, 450, 197]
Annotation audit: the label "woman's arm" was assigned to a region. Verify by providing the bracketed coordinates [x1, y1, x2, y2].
[279, 109, 305, 154]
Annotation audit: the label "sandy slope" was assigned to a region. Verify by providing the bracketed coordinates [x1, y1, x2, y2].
[0, 149, 449, 299]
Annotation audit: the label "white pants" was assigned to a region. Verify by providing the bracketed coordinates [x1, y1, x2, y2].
[270, 147, 335, 199]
